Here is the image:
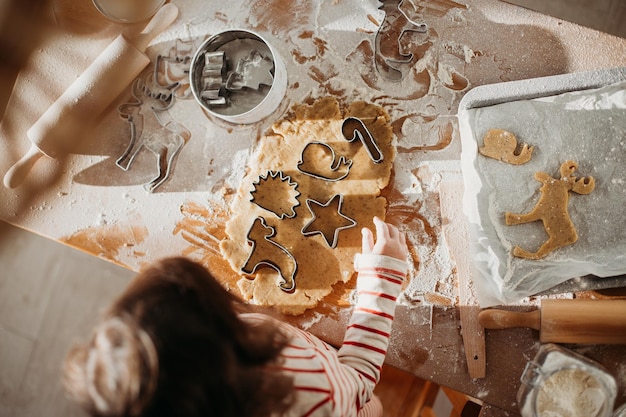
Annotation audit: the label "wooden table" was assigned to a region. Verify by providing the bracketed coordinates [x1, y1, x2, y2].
[2, 0, 625, 414]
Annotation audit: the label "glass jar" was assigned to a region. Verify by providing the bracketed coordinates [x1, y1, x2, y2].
[518, 343, 617, 417]
[92, 0, 165, 23]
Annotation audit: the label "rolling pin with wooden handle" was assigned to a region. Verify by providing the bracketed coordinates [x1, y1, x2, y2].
[479, 299, 626, 344]
[3, 3, 178, 188]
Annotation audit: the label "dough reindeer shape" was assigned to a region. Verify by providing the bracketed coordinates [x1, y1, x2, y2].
[480, 129, 534, 165]
[505, 160, 595, 260]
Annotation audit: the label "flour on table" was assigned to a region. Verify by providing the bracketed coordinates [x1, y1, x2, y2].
[220, 97, 395, 314]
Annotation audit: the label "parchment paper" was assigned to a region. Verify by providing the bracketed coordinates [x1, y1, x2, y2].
[460, 80, 626, 306]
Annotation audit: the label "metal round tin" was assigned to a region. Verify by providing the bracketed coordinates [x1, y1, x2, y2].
[189, 29, 287, 124]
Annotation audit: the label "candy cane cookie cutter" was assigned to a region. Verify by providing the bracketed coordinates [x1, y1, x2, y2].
[301, 194, 357, 249]
[341, 117, 384, 163]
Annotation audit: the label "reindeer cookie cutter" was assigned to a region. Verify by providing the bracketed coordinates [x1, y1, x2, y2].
[116, 77, 190, 193]
[297, 142, 353, 181]
[241, 217, 298, 292]
[342, 117, 384, 163]
[301, 194, 357, 249]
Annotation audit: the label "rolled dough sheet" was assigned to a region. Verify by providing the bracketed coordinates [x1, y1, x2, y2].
[220, 97, 395, 315]
[460, 80, 626, 306]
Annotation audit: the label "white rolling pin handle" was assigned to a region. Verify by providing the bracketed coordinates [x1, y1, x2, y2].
[131, 3, 179, 51]
[3, 144, 45, 188]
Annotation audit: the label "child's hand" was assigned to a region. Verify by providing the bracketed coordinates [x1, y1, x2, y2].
[361, 216, 408, 261]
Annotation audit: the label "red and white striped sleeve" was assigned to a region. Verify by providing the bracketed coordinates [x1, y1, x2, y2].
[337, 253, 407, 410]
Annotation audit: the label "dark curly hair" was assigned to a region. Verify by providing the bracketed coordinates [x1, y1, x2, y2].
[63, 257, 294, 417]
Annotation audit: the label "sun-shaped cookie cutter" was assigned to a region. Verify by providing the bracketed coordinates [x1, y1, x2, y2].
[301, 194, 357, 248]
[249, 171, 301, 219]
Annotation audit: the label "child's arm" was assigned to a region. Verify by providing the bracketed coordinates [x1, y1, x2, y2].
[337, 217, 409, 409]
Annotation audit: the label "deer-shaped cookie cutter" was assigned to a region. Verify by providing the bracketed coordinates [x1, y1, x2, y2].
[241, 217, 298, 292]
[505, 160, 595, 260]
[116, 77, 190, 192]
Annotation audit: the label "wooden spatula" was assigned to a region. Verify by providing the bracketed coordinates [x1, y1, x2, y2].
[479, 299, 626, 344]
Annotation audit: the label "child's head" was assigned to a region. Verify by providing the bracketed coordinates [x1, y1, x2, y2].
[63, 257, 293, 417]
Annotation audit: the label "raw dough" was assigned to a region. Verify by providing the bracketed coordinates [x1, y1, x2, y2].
[219, 97, 395, 314]
[505, 160, 595, 260]
[479, 129, 534, 165]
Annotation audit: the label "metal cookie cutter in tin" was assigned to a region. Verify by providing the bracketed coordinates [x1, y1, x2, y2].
[241, 217, 298, 292]
[301, 194, 357, 249]
[341, 117, 384, 163]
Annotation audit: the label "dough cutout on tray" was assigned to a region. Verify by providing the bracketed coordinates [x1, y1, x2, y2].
[479, 129, 534, 165]
[505, 160, 595, 260]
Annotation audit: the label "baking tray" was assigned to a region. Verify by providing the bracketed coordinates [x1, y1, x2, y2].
[458, 67, 626, 306]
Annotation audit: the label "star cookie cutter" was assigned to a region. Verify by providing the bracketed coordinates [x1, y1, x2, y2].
[342, 117, 384, 163]
[301, 194, 357, 249]
[241, 217, 298, 292]
[297, 142, 353, 181]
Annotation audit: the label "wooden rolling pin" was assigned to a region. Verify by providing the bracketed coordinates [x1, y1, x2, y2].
[3, 3, 178, 188]
[479, 299, 626, 344]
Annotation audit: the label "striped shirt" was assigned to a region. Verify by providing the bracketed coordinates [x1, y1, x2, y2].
[242, 253, 407, 417]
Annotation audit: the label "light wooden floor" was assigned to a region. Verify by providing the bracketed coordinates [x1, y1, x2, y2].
[0, 221, 134, 416]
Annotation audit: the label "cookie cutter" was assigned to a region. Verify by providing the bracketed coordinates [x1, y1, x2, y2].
[341, 117, 384, 163]
[154, 54, 193, 99]
[199, 50, 226, 106]
[116, 77, 189, 193]
[375, 0, 428, 82]
[301, 194, 357, 249]
[189, 29, 288, 124]
[225, 49, 274, 91]
[249, 171, 301, 219]
[297, 142, 353, 181]
[241, 217, 298, 292]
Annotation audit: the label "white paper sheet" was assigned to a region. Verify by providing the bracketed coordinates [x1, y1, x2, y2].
[460, 80, 626, 306]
